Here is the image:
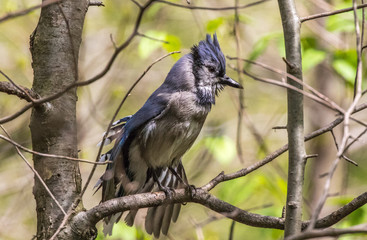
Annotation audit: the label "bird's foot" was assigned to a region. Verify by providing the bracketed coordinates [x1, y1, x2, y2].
[186, 184, 197, 198]
[159, 185, 175, 200]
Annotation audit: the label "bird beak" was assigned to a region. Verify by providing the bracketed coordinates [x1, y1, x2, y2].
[219, 75, 243, 89]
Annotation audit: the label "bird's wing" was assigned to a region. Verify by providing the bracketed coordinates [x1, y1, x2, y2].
[99, 91, 171, 201]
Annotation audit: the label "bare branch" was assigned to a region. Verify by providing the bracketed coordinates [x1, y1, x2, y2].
[0, 125, 66, 216]
[203, 116, 346, 192]
[57, 188, 367, 239]
[0, 134, 108, 165]
[0, 0, 156, 125]
[137, 32, 169, 43]
[0, 71, 37, 102]
[0, 81, 37, 102]
[228, 64, 342, 113]
[233, 0, 245, 163]
[307, 0, 364, 230]
[288, 224, 367, 240]
[0, 0, 62, 23]
[156, 0, 270, 11]
[227, 57, 344, 113]
[300, 3, 367, 23]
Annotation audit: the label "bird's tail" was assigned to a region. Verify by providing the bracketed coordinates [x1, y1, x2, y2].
[144, 163, 188, 238]
[102, 163, 187, 238]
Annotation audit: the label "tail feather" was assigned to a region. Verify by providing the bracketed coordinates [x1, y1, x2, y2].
[161, 203, 174, 235]
[103, 212, 122, 236]
[125, 210, 138, 226]
[144, 162, 188, 237]
[145, 206, 156, 235]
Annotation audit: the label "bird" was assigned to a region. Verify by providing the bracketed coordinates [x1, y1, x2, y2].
[95, 33, 243, 238]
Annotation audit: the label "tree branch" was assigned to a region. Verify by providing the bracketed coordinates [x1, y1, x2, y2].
[0, 81, 38, 102]
[156, 0, 270, 11]
[301, 3, 367, 23]
[0, 134, 109, 165]
[288, 223, 367, 240]
[0, 0, 156, 125]
[0, 0, 62, 23]
[57, 187, 367, 239]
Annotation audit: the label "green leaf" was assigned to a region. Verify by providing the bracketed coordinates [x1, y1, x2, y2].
[203, 135, 236, 165]
[332, 59, 356, 84]
[326, 2, 357, 33]
[248, 37, 270, 61]
[276, 35, 286, 57]
[332, 49, 357, 86]
[245, 33, 282, 69]
[206, 17, 224, 33]
[138, 30, 166, 59]
[302, 48, 326, 72]
[96, 221, 149, 240]
[163, 34, 181, 60]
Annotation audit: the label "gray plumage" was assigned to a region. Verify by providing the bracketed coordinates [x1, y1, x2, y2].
[96, 33, 242, 238]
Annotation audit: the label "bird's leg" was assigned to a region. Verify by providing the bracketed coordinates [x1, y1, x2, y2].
[168, 166, 196, 197]
[152, 169, 174, 200]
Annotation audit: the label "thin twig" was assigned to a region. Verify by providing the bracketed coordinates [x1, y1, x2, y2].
[0, 125, 66, 216]
[234, 0, 244, 163]
[0, 134, 108, 165]
[229, 221, 236, 240]
[202, 116, 348, 192]
[307, 0, 364, 230]
[287, 223, 367, 240]
[300, 3, 367, 23]
[156, 0, 270, 11]
[227, 57, 344, 114]
[330, 130, 358, 166]
[0, 0, 156, 125]
[0, 0, 62, 23]
[137, 32, 169, 43]
[228, 64, 342, 113]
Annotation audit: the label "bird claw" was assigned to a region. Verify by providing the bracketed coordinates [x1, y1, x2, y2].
[187, 184, 197, 198]
[160, 186, 175, 200]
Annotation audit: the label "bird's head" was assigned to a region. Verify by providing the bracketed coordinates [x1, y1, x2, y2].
[191, 33, 243, 105]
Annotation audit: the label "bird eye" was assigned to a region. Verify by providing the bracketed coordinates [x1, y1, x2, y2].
[207, 65, 216, 73]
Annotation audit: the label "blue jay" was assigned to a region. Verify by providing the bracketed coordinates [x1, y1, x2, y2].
[96, 33, 242, 238]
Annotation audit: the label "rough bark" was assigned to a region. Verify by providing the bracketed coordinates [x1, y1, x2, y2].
[29, 0, 87, 239]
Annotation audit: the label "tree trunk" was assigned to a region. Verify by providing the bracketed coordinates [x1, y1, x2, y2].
[29, 1, 87, 239]
[278, 0, 306, 237]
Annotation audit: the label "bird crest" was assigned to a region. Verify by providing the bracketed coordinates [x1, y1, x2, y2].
[191, 33, 226, 76]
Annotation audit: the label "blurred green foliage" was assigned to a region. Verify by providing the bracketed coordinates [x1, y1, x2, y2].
[0, 0, 366, 239]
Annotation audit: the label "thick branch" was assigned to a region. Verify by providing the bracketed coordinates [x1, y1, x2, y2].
[57, 188, 367, 239]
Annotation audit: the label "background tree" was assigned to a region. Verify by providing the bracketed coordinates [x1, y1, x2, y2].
[0, 0, 367, 239]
